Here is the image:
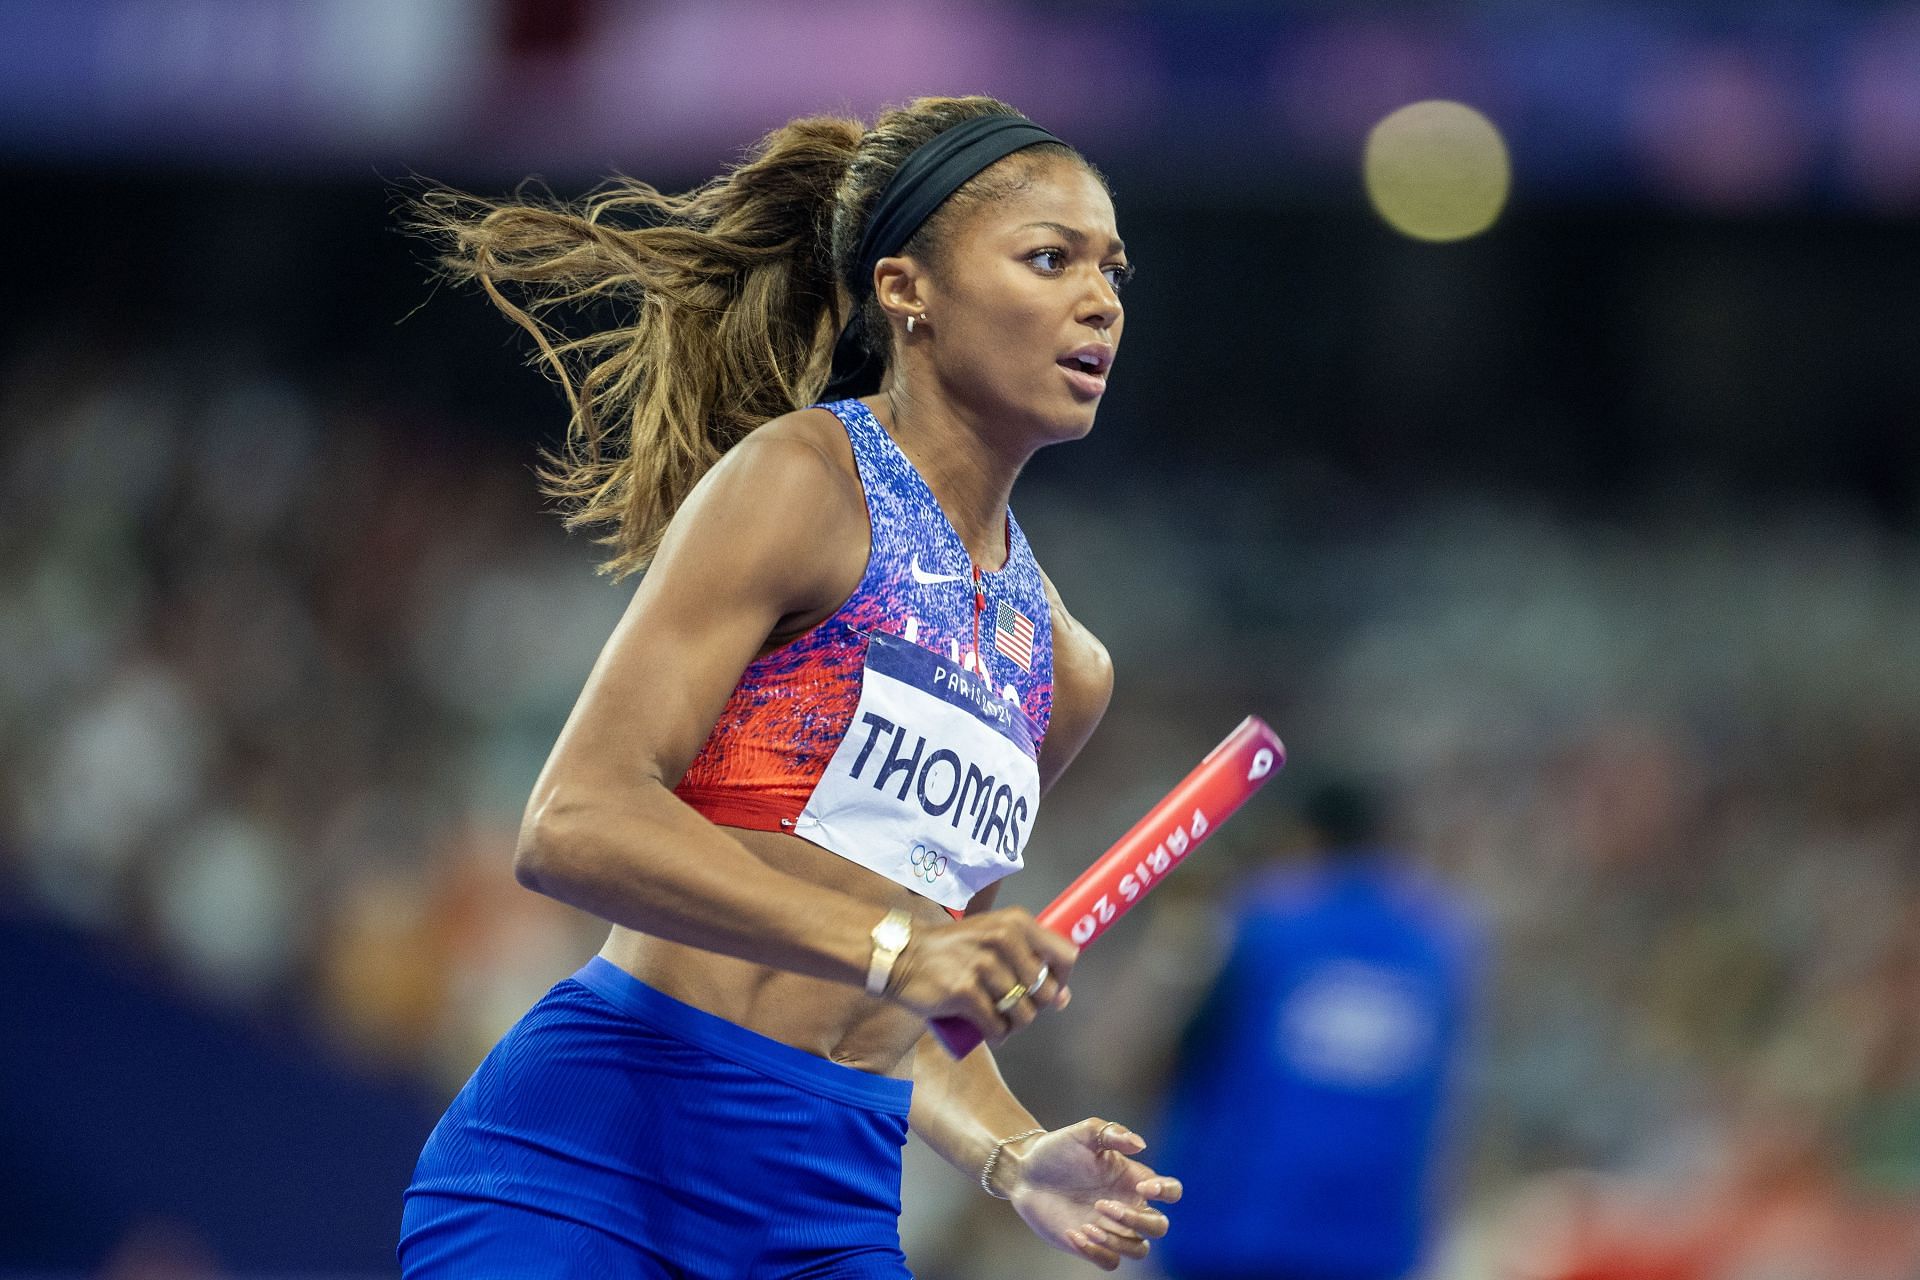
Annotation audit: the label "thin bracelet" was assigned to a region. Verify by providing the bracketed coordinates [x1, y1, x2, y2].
[979, 1127, 1047, 1199]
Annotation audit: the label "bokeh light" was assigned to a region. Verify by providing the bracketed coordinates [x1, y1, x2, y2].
[1363, 99, 1512, 242]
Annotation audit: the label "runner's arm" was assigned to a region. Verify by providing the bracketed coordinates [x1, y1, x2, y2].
[907, 1015, 1042, 1187]
[513, 422, 895, 986]
[1037, 569, 1113, 795]
[907, 889, 1175, 1272]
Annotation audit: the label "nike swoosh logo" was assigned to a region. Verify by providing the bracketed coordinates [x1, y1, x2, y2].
[910, 554, 966, 586]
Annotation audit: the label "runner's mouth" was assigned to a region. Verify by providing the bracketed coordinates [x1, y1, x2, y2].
[1057, 345, 1113, 376]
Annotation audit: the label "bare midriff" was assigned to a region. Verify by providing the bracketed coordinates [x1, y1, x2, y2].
[596, 824, 952, 1079]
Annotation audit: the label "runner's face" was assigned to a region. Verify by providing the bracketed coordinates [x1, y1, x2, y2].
[924, 158, 1127, 442]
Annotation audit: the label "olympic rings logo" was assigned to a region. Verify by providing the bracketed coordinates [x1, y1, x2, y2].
[908, 842, 948, 883]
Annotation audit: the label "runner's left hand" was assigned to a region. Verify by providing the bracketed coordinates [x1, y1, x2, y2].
[1000, 1117, 1180, 1270]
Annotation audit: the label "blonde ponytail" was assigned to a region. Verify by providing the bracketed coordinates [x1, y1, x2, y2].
[413, 116, 861, 578]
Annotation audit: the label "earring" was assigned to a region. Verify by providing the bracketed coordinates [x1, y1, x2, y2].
[907, 314, 922, 334]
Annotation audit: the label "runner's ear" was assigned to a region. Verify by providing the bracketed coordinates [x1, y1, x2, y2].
[872, 256, 930, 330]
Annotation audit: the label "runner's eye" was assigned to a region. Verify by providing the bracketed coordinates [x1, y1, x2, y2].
[1103, 263, 1135, 291]
[1028, 248, 1066, 274]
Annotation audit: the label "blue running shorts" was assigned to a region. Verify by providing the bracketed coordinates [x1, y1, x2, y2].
[400, 957, 915, 1278]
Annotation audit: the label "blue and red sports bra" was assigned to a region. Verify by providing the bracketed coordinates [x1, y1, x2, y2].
[672, 398, 1055, 909]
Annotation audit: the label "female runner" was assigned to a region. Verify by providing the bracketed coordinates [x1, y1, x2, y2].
[400, 95, 1179, 1277]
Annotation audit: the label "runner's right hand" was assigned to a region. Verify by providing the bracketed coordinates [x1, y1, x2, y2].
[884, 907, 1078, 1042]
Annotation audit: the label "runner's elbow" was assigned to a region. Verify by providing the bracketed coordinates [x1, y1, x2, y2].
[515, 790, 601, 897]
[518, 767, 684, 901]
[513, 807, 560, 894]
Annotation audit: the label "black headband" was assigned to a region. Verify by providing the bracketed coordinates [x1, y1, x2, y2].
[823, 114, 1066, 399]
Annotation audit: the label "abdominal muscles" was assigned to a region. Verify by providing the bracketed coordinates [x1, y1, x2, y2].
[594, 825, 946, 1076]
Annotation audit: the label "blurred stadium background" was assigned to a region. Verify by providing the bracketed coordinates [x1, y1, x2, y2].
[4, 1, 1920, 1277]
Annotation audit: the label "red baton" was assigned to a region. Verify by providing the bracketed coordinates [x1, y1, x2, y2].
[931, 715, 1285, 1058]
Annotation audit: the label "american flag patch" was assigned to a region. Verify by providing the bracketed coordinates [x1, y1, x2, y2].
[993, 600, 1035, 672]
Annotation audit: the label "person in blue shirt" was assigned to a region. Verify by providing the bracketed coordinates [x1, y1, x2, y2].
[1156, 780, 1482, 1280]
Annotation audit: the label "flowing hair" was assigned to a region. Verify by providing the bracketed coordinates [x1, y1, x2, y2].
[410, 97, 1079, 578]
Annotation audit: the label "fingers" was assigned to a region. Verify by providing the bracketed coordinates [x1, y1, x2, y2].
[992, 909, 1078, 1006]
[1084, 1220, 1153, 1261]
[987, 961, 1043, 1038]
[982, 906, 1078, 986]
[1025, 915, 1080, 984]
[1065, 1173, 1173, 1268]
[1085, 1117, 1148, 1156]
[1095, 1197, 1169, 1240]
[1138, 1174, 1182, 1203]
[1030, 962, 1068, 1011]
[962, 956, 1032, 1041]
[1065, 1228, 1125, 1271]
[959, 910, 1076, 1025]
[892, 907, 1077, 1038]
[973, 953, 1055, 1042]
[1077, 1199, 1162, 1265]
[1063, 1173, 1170, 1268]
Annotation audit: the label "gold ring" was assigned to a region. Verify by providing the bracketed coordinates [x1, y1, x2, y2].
[994, 983, 1030, 1014]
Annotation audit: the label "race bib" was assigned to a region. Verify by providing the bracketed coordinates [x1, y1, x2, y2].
[793, 631, 1041, 910]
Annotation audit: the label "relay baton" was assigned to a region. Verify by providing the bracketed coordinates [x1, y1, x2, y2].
[931, 715, 1286, 1058]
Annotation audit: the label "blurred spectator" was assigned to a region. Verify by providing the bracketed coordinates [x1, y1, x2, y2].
[1154, 781, 1482, 1280]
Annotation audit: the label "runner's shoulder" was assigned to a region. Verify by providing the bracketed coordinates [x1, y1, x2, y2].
[649, 409, 867, 616]
[679, 408, 866, 543]
[730, 407, 862, 500]
[1039, 567, 1114, 698]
